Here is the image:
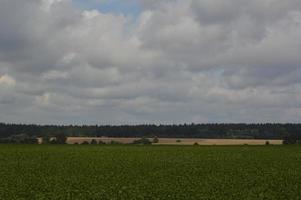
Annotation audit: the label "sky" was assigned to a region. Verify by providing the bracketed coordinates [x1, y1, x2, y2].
[1, 0, 301, 125]
[73, 0, 141, 16]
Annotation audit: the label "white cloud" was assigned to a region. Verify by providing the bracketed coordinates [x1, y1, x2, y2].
[0, 0, 301, 124]
[0, 74, 16, 87]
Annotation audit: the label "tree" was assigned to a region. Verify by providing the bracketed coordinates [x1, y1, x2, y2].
[42, 135, 52, 144]
[0, 134, 38, 144]
[54, 133, 67, 144]
[283, 134, 300, 145]
[2, 123, 301, 140]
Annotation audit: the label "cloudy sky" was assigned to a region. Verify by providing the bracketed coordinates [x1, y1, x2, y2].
[0, 0, 301, 124]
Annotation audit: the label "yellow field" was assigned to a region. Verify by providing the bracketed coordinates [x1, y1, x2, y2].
[66, 137, 283, 145]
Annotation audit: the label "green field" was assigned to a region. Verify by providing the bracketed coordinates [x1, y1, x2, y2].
[1, 145, 301, 200]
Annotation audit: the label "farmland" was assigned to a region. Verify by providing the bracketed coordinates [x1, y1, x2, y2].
[66, 137, 283, 145]
[1, 145, 301, 200]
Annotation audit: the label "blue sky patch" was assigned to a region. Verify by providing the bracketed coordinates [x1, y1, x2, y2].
[72, 0, 141, 17]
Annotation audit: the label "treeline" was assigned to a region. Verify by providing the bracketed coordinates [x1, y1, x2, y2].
[0, 134, 37, 144]
[1, 123, 301, 140]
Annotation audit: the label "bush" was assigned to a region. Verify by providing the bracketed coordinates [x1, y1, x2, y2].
[265, 141, 270, 146]
[176, 139, 181, 143]
[98, 140, 106, 145]
[0, 138, 10, 144]
[193, 142, 199, 146]
[41, 136, 52, 144]
[54, 133, 67, 144]
[110, 140, 122, 145]
[90, 139, 97, 145]
[81, 141, 89, 145]
[283, 137, 297, 145]
[50, 139, 58, 144]
[0, 134, 38, 144]
[153, 136, 159, 143]
[133, 137, 152, 145]
[46, 133, 67, 144]
[283, 134, 301, 145]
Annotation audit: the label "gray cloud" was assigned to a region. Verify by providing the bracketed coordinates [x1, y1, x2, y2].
[0, 0, 301, 124]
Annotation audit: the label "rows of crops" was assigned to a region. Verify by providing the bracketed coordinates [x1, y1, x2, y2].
[0, 145, 301, 199]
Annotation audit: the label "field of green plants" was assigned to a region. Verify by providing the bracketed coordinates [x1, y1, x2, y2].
[0, 145, 301, 200]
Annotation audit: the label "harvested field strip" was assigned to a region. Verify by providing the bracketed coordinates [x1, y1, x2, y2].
[67, 137, 283, 145]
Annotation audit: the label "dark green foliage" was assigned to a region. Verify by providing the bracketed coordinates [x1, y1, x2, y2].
[133, 137, 152, 145]
[283, 133, 301, 144]
[110, 140, 122, 145]
[0, 138, 10, 143]
[176, 139, 181, 143]
[98, 140, 106, 145]
[265, 141, 270, 145]
[50, 139, 58, 144]
[90, 139, 97, 145]
[81, 141, 89, 145]
[1, 145, 301, 199]
[54, 133, 67, 144]
[0, 134, 37, 144]
[153, 136, 159, 143]
[41, 135, 52, 144]
[1, 123, 301, 139]
[193, 142, 199, 146]
[43, 133, 67, 144]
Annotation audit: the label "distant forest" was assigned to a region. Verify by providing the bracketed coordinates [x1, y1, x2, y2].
[1, 123, 301, 140]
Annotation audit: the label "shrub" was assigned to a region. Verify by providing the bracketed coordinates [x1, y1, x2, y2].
[153, 136, 159, 143]
[81, 141, 89, 145]
[47, 133, 67, 144]
[90, 139, 97, 145]
[283, 134, 301, 145]
[133, 137, 152, 145]
[176, 140, 181, 143]
[193, 142, 199, 146]
[283, 137, 296, 145]
[41, 136, 52, 144]
[110, 140, 122, 145]
[0, 138, 10, 144]
[0, 134, 38, 144]
[54, 133, 67, 144]
[98, 140, 106, 145]
[265, 141, 270, 146]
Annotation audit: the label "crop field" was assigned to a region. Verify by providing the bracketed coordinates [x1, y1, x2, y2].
[1, 145, 301, 200]
[66, 137, 283, 145]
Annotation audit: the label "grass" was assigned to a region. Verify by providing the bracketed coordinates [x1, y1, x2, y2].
[0, 145, 301, 199]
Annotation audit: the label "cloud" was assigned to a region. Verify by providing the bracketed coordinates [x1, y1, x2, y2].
[0, 0, 301, 124]
[0, 74, 16, 87]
